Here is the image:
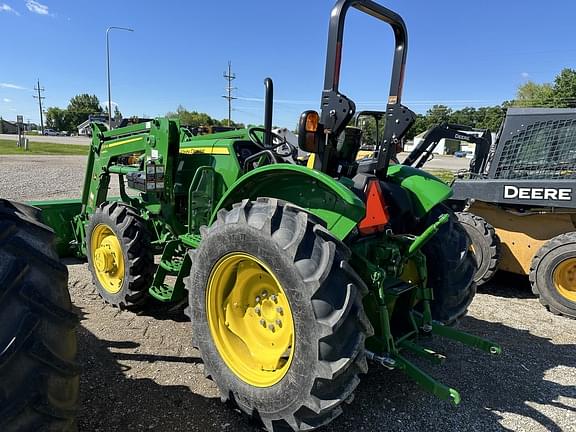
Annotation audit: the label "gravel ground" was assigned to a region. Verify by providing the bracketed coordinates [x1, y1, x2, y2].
[2, 155, 575, 432]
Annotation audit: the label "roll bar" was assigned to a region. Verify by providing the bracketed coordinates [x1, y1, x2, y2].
[323, 0, 408, 102]
[318, 0, 415, 178]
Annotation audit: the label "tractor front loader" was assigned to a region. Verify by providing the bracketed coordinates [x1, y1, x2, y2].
[29, 1, 500, 430]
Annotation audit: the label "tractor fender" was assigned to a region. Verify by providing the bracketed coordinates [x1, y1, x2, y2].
[212, 164, 365, 240]
[386, 165, 452, 217]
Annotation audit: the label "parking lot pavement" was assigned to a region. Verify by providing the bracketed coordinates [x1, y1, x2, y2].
[2, 154, 575, 432]
[68, 266, 576, 432]
[0, 133, 90, 145]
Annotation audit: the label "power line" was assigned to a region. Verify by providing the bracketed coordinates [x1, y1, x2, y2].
[222, 61, 237, 126]
[33, 79, 45, 134]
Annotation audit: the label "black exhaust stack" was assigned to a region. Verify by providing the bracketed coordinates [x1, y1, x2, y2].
[264, 77, 274, 147]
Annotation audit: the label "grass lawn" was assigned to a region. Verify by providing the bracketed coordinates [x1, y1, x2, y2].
[424, 168, 456, 184]
[0, 139, 88, 155]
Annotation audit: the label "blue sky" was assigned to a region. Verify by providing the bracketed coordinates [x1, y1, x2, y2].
[1, 0, 575, 128]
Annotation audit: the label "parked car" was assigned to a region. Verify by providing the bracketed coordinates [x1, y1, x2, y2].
[43, 128, 59, 136]
[454, 150, 473, 158]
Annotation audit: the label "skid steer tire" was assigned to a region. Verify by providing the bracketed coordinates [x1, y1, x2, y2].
[186, 198, 372, 432]
[530, 232, 576, 319]
[456, 212, 501, 286]
[421, 205, 477, 324]
[86, 202, 154, 310]
[0, 199, 79, 432]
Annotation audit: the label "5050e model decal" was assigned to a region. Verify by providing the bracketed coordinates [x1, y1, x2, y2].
[503, 185, 572, 201]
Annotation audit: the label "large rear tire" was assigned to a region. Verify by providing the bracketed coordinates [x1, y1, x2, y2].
[530, 232, 576, 319]
[456, 212, 501, 286]
[86, 202, 154, 310]
[186, 198, 372, 432]
[0, 199, 79, 431]
[422, 205, 477, 324]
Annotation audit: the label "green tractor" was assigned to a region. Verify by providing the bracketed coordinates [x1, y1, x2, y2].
[30, 1, 500, 430]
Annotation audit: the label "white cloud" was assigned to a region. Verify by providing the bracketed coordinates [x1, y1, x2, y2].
[25, 0, 49, 15]
[0, 3, 19, 15]
[521, 72, 530, 79]
[0, 82, 27, 90]
[3, 98, 12, 103]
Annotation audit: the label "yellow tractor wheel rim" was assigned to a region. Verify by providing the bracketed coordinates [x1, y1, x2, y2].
[207, 252, 295, 387]
[90, 224, 125, 294]
[553, 257, 576, 302]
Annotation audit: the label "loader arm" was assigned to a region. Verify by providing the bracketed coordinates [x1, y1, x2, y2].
[403, 123, 492, 170]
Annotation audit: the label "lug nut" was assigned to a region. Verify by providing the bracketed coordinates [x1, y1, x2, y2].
[261, 291, 268, 297]
[275, 319, 282, 327]
[268, 324, 275, 332]
[255, 296, 260, 303]
[276, 307, 283, 315]
[260, 319, 266, 327]
[255, 306, 261, 315]
[270, 294, 277, 302]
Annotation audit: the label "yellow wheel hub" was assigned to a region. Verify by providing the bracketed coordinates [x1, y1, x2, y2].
[206, 252, 294, 387]
[90, 224, 125, 294]
[553, 257, 576, 302]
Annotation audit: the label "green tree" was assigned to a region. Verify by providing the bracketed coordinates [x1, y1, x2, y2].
[475, 106, 505, 131]
[553, 68, 576, 107]
[45, 107, 68, 131]
[113, 106, 123, 123]
[449, 107, 478, 127]
[167, 105, 216, 127]
[406, 114, 429, 140]
[67, 94, 103, 129]
[514, 81, 555, 107]
[426, 105, 453, 125]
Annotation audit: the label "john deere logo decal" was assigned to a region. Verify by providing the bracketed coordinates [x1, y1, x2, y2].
[503, 185, 572, 201]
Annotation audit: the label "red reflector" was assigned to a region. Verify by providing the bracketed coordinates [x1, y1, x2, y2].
[358, 180, 390, 235]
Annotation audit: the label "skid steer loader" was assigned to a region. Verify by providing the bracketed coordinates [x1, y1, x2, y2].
[450, 107, 576, 319]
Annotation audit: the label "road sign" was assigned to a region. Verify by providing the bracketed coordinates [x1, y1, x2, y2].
[16, 115, 23, 125]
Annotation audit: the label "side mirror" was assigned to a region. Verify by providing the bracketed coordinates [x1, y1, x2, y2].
[298, 110, 323, 153]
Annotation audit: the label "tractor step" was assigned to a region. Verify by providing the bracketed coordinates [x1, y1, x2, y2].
[148, 239, 191, 303]
[159, 259, 182, 276]
[149, 283, 175, 302]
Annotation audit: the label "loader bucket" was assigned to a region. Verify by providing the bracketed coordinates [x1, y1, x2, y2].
[27, 199, 83, 257]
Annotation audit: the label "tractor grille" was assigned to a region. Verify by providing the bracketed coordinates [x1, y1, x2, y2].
[494, 118, 576, 179]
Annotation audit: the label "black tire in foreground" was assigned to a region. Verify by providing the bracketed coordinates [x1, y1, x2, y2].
[86, 202, 154, 310]
[456, 212, 501, 286]
[186, 198, 372, 432]
[421, 205, 477, 324]
[530, 232, 576, 319]
[0, 199, 79, 431]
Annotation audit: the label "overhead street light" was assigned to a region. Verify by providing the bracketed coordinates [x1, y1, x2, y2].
[106, 26, 134, 129]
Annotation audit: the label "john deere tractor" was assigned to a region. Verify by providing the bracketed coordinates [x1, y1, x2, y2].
[29, 1, 500, 430]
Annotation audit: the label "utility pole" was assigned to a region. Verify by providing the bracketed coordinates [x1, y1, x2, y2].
[33, 79, 45, 135]
[222, 61, 237, 126]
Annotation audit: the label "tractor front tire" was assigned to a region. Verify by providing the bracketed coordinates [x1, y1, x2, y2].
[0, 199, 79, 431]
[456, 212, 501, 286]
[86, 202, 154, 310]
[422, 206, 477, 324]
[186, 198, 372, 432]
[530, 232, 576, 319]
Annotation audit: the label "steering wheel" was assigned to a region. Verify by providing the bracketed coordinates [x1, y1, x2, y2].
[247, 127, 296, 158]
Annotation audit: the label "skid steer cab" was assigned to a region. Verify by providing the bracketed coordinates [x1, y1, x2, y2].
[29, 1, 501, 431]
